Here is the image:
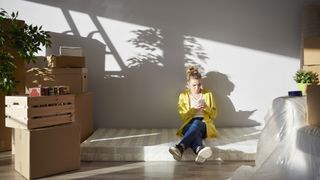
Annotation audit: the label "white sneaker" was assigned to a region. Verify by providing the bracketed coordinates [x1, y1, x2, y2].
[169, 146, 182, 161]
[195, 147, 212, 164]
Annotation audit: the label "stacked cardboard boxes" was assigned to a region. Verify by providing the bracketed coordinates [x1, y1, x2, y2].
[302, 5, 320, 76]
[5, 95, 80, 179]
[303, 6, 320, 128]
[4, 48, 94, 179]
[25, 50, 94, 142]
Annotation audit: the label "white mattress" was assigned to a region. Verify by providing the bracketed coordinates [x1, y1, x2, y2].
[81, 127, 261, 161]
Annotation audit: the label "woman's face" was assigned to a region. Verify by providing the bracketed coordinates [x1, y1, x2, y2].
[188, 78, 202, 94]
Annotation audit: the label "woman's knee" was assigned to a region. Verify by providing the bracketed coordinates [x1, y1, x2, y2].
[191, 119, 205, 128]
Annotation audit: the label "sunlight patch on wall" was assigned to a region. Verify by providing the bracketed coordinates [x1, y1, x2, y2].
[1, 0, 72, 56]
[186, 36, 299, 123]
[69, 10, 99, 39]
[1, 0, 71, 33]
[68, 10, 123, 72]
[97, 16, 163, 71]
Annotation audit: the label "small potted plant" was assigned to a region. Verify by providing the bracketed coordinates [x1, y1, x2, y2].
[293, 69, 319, 95]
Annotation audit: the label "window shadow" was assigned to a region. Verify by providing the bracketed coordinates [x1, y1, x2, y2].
[21, 1, 265, 128]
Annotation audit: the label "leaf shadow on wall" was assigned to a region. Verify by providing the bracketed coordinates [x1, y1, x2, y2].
[203, 71, 260, 127]
[98, 28, 190, 128]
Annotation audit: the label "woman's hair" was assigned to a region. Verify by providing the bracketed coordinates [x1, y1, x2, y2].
[186, 66, 202, 81]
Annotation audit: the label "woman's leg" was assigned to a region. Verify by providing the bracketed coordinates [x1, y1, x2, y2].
[179, 118, 205, 149]
[185, 120, 212, 164]
[169, 118, 207, 161]
[189, 120, 206, 153]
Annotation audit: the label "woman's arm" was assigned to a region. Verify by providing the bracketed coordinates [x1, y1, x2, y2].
[178, 93, 196, 123]
[203, 91, 217, 120]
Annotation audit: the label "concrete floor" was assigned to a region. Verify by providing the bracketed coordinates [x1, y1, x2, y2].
[0, 151, 254, 180]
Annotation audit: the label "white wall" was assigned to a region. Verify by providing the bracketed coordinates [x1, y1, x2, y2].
[2, 0, 319, 128]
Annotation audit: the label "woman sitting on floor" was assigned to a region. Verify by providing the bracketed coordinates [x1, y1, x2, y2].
[169, 66, 218, 164]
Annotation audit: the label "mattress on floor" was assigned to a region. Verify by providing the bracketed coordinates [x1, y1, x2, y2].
[80, 127, 261, 161]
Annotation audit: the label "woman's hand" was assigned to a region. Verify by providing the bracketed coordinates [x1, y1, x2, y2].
[195, 102, 207, 111]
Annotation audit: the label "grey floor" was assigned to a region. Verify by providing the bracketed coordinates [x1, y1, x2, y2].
[0, 151, 254, 180]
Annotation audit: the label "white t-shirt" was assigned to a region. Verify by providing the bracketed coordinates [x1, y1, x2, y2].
[189, 93, 204, 118]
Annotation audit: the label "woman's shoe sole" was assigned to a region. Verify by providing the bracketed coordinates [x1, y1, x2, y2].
[169, 147, 182, 161]
[195, 147, 212, 164]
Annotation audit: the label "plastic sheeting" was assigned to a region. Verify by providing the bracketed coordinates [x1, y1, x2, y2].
[231, 96, 320, 180]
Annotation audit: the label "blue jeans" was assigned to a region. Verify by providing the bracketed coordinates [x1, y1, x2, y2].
[178, 117, 207, 154]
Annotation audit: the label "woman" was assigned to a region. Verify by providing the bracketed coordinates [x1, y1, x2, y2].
[169, 66, 218, 164]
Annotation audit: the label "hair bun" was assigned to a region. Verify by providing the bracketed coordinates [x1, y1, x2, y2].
[186, 66, 202, 80]
[186, 66, 199, 75]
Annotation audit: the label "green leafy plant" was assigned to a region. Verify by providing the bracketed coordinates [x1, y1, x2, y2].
[0, 8, 51, 95]
[293, 69, 319, 84]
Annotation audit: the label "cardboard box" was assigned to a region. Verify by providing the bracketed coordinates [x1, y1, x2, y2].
[14, 123, 80, 179]
[26, 68, 88, 94]
[303, 37, 320, 65]
[5, 95, 75, 129]
[75, 92, 94, 142]
[47, 55, 85, 68]
[306, 85, 320, 127]
[0, 92, 11, 152]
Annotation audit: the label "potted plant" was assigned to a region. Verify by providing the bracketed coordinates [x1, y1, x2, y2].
[293, 69, 319, 95]
[0, 8, 51, 95]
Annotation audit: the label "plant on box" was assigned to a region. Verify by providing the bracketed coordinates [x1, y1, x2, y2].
[0, 9, 51, 95]
[293, 69, 319, 95]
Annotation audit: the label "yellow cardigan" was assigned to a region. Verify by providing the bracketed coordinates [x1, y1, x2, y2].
[176, 89, 218, 138]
